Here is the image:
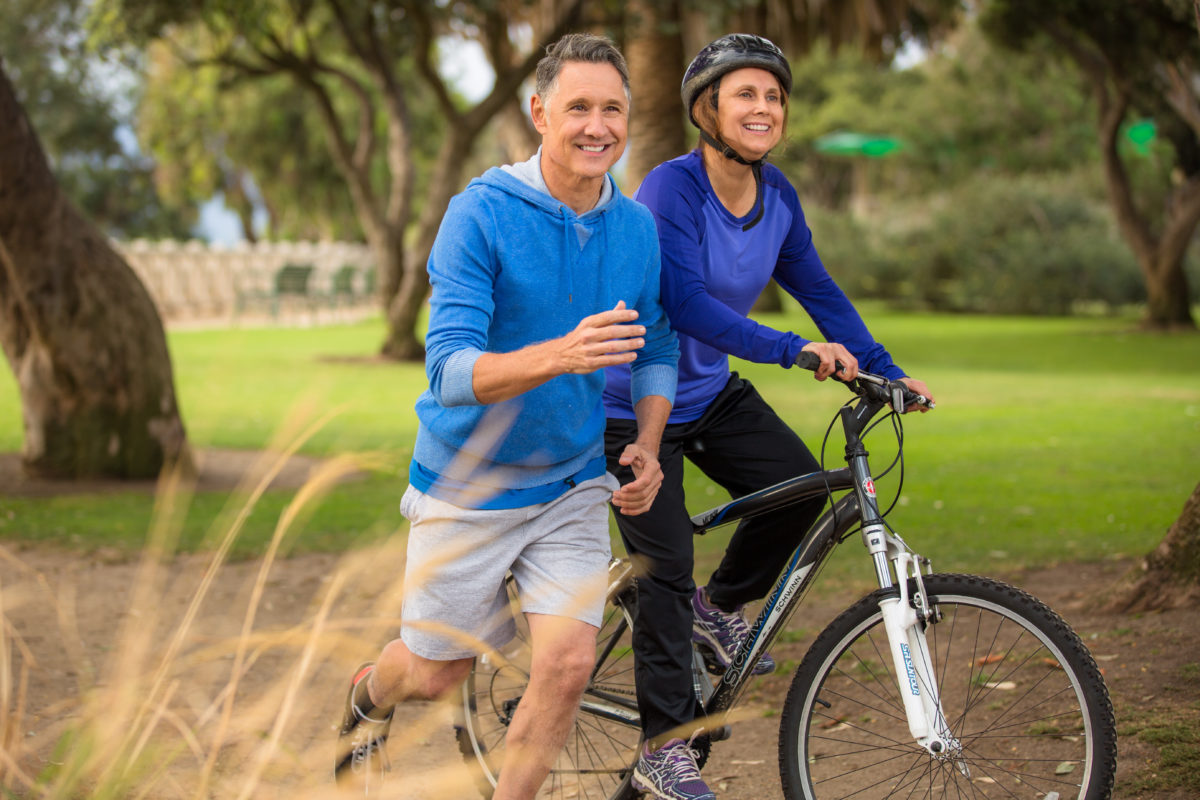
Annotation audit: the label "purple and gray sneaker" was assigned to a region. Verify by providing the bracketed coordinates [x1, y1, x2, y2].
[691, 587, 776, 676]
[632, 738, 715, 800]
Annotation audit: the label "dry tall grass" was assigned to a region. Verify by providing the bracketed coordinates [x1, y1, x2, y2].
[0, 405, 510, 799]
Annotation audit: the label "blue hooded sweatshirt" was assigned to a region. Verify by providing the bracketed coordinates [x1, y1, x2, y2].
[411, 152, 678, 508]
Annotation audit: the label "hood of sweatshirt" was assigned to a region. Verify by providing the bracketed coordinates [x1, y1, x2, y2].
[489, 147, 615, 251]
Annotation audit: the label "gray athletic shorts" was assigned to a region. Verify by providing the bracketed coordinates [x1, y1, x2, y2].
[398, 473, 618, 660]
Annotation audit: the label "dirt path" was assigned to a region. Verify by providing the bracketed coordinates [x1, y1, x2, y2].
[2, 543, 1196, 799]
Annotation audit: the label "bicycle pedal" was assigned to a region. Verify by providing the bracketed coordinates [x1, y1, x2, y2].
[708, 724, 732, 742]
[697, 646, 726, 675]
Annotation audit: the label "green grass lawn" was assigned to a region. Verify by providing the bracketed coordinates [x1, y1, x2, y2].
[1, 311, 1197, 576]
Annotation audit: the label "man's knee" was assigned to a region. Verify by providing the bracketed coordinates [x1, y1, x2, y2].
[378, 639, 472, 701]
[527, 618, 597, 695]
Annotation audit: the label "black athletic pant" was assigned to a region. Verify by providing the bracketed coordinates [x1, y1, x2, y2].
[604, 375, 825, 742]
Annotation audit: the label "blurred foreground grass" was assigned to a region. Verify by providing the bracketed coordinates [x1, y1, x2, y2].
[0, 310, 1197, 574]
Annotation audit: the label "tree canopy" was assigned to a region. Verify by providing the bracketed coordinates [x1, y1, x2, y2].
[90, 0, 587, 359]
[0, 0, 188, 238]
[982, 0, 1200, 329]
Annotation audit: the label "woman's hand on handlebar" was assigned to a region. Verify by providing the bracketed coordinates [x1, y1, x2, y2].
[898, 377, 935, 412]
[800, 342, 858, 382]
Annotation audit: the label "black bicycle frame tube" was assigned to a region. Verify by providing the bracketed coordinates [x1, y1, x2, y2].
[689, 468, 855, 533]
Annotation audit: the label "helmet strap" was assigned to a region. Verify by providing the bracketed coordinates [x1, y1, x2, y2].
[698, 129, 767, 231]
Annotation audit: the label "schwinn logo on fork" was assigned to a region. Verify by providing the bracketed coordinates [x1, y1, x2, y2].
[900, 642, 921, 697]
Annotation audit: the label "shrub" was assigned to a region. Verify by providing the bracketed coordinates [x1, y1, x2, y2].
[805, 172, 1165, 315]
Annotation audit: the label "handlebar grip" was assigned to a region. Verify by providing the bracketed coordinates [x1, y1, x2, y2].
[794, 350, 820, 371]
[795, 350, 848, 377]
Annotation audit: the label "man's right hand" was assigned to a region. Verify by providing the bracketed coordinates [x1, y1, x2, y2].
[552, 300, 645, 374]
[471, 301, 646, 404]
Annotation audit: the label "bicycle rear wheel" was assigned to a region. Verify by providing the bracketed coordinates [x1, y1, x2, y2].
[457, 571, 642, 799]
[779, 573, 1116, 799]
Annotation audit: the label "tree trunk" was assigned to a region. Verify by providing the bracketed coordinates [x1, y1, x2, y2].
[625, 0, 688, 193]
[0, 63, 189, 479]
[1103, 481, 1200, 613]
[496, 97, 540, 164]
[1144, 248, 1197, 329]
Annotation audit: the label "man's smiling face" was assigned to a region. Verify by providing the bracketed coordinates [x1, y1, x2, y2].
[532, 60, 629, 191]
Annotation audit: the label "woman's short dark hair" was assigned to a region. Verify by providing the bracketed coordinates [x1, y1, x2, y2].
[535, 33, 630, 102]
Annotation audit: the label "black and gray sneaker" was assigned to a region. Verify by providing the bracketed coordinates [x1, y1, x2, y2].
[334, 662, 394, 792]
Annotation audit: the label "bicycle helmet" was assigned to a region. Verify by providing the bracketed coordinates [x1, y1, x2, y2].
[680, 34, 792, 230]
[681, 33, 792, 129]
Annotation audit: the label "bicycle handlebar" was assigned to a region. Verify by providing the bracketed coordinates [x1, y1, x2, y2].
[794, 350, 935, 412]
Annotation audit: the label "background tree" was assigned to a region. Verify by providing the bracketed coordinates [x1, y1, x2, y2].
[0, 61, 189, 479]
[983, 0, 1200, 330]
[94, 0, 586, 360]
[1, 0, 189, 239]
[767, 24, 1153, 316]
[1104, 481, 1200, 612]
[138, 38, 444, 243]
[623, 0, 687, 193]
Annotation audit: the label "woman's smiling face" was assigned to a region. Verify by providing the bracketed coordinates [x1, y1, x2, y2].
[714, 67, 785, 160]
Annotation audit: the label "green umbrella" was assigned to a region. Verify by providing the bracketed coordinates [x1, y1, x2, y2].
[814, 130, 903, 158]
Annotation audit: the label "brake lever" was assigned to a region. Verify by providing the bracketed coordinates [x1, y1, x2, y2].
[890, 383, 907, 414]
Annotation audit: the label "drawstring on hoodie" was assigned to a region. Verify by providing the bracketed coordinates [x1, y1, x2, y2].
[561, 206, 574, 303]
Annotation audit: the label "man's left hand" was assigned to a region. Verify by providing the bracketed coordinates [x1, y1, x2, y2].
[612, 443, 663, 516]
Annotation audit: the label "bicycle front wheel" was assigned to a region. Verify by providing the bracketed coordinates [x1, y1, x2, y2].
[457, 573, 642, 799]
[779, 573, 1116, 799]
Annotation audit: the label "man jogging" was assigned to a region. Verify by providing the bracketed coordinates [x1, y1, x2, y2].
[334, 33, 678, 799]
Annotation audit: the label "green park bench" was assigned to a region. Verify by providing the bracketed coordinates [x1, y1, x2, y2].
[329, 263, 379, 307]
[270, 262, 316, 316]
[330, 264, 359, 306]
[235, 262, 317, 319]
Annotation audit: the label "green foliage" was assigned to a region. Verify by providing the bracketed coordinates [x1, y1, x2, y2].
[777, 28, 1101, 201]
[771, 17, 1200, 316]
[981, 0, 1200, 221]
[135, 20, 446, 241]
[897, 172, 1148, 313]
[981, 0, 1198, 82]
[0, 0, 190, 238]
[803, 170, 1179, 314]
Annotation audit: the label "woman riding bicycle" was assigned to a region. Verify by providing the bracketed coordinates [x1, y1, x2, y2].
[602, 33, 934, 800]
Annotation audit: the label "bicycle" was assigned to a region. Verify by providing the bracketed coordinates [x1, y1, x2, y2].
[456, 353, 1118, 799]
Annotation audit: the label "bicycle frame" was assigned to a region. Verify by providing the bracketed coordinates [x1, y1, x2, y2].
[690, 392, 959, 757]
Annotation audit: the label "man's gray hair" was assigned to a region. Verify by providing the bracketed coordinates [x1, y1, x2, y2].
[535, 33, 630, 102]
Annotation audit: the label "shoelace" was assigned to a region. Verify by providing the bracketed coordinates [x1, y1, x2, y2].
[662, 739, 704, 782]
[708, 606, 751, 647]
[351, 734, 388, 773]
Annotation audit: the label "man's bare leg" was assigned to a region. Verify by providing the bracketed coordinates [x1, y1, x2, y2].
[493, 613, 598, 800]
[335, 639, 473, 788]
[369, 638, 473, 706]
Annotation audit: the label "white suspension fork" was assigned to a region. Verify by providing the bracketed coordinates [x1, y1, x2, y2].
[876, 540, 962, 760]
